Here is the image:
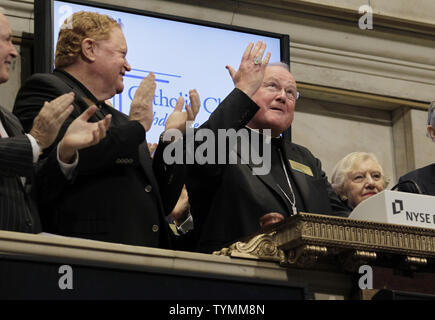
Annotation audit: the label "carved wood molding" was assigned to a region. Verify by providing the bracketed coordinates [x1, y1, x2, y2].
[217, 213, 435, 272]
[213, 232, 286, 263]
[275, 213, 435, 257]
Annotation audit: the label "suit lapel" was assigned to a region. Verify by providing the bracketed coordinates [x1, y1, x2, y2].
[53, 70, 106, 120]
[0, 106, 34, 195]
[0, 105, 25, 137]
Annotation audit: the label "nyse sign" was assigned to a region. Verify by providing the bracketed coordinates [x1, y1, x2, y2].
[405, 212, 435, 224]
[387, 195, 435, 230]
[350, 191, 435, 230]
[392, 200, 435, 226]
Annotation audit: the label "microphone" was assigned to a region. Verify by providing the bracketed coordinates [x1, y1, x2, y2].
[391, 179, 423, 194]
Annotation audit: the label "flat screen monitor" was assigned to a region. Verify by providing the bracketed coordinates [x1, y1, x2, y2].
[34, 0, 290, 143]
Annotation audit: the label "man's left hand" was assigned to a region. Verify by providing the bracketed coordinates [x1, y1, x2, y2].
[164, 89, 200, 134]
[58, 105, 112, 163]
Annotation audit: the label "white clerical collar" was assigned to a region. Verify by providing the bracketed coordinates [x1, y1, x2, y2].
[245, 126, 281, 144]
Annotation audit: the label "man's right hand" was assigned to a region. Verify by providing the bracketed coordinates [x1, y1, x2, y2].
[58, 105, 112, 163]
[169, 185, 190, 226]
[225, 41, 271, 98]
[259, 212, 284, 228]
[29, 92, 75, 150]
[129, 72, 156, 132]
[164, 89, 201, 134]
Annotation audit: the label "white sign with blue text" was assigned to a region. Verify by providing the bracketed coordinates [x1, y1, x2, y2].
[349, 190, 435, 230]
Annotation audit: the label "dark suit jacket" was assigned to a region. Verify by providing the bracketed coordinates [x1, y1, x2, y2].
[187, 89, 350, 253]
[0, 105, 41, 233]
[13, 70, 183, 248]
[398, 164, 435, 196]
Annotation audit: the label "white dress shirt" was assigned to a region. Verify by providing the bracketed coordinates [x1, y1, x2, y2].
[0, 119, 78, 181]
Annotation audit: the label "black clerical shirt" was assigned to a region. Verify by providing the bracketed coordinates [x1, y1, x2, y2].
[269, 136, 306, 216]
[248, 128, 306, 217]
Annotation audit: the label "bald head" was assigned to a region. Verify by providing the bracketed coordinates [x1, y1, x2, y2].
[267, 62, 290, 71]
[248, 64, 298, 136]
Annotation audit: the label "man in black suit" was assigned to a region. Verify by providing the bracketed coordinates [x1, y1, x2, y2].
[0, 11, 111, 233]
[398, 101, 435, 196]
[13, 11, 197, 247]
[185, 42, 350, 253]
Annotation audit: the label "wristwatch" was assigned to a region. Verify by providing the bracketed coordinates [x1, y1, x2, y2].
[176, 211, 194, 235]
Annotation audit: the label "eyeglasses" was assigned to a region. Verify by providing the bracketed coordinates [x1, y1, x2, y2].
[262, 81, 300, 102]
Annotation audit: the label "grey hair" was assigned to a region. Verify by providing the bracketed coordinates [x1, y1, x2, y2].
[0, 7, 5, 14]
[267, 62, 290, 71]
[331, 152, 389, 200]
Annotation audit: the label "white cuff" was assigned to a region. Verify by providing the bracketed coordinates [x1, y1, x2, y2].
[56, 144, 79, 180]
[26, 134, 41, 163]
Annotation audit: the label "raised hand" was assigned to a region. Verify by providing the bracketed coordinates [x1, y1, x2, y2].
[164, 89, 200, 134]
[58, 105, 112, 163]
[29, 92, 75, 150]
[129, 72, 156, 132]
[225, 41, 271, 98]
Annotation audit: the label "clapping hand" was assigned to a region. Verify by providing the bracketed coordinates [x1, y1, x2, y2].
[129, 72, 156, 132]
[165, 89, 200, 134]
[58, 105, 112, 163]
[29, 92, 75, 150]
[225, 41, 271, 98]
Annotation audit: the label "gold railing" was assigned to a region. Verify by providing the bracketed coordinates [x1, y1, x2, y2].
[214, 212, 435, 272]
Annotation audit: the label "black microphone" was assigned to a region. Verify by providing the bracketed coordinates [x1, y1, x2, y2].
[391, 179, 423, 194]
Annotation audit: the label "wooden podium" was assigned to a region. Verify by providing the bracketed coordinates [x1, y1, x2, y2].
[214, 212, 435, 299]
[0, 212, 434, 300]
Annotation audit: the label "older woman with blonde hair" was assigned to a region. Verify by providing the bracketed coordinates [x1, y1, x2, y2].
[331, 152, 390, 210]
